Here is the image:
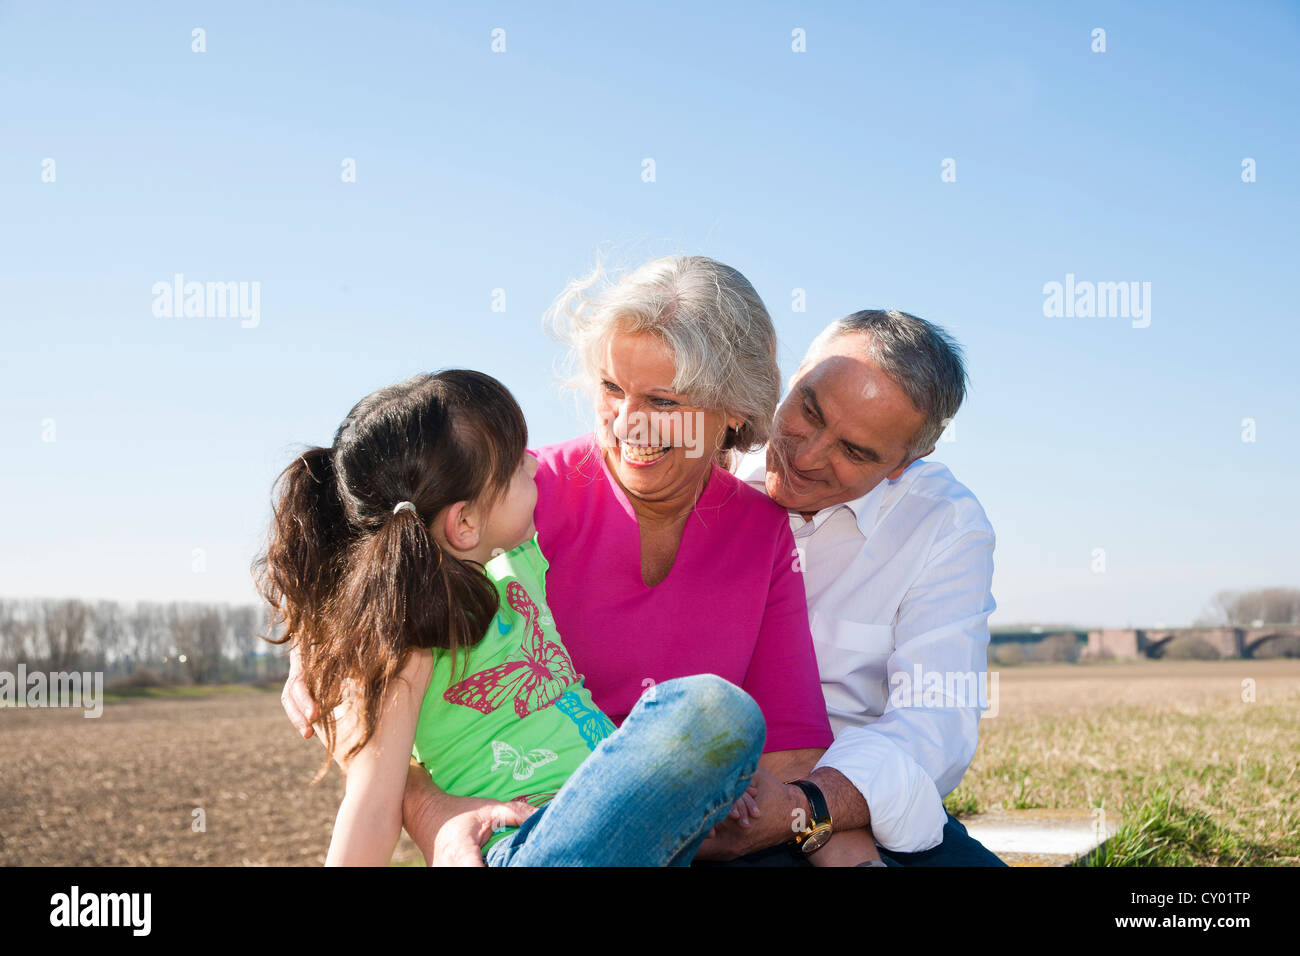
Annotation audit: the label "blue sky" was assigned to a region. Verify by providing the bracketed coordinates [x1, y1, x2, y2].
[2, 1, 1296, 627]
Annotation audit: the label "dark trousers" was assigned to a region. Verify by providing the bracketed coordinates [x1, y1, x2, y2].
[696, 812, 1007, 867]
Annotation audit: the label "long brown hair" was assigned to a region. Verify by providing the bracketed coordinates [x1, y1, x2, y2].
[253, 370, 528, 777]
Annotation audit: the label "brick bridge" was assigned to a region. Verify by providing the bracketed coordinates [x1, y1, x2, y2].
[1083, 626, 1300, 659]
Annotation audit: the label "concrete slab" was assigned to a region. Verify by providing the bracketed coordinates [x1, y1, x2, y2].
[959, 808, 1119, 867]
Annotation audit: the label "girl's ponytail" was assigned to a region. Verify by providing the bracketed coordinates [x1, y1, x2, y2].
[254, 445, 352, 653]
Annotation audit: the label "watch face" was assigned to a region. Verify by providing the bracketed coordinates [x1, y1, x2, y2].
[801, 823, 833, 854]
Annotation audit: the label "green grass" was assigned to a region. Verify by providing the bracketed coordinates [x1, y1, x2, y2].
[102, 682, 281, 703]
[944, 662, 1300, 865]
[1082, 788, 1276, 866]
[943, 787, 982, 817]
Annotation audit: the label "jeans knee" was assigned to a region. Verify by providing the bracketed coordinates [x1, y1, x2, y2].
[666, 674, 766, 764]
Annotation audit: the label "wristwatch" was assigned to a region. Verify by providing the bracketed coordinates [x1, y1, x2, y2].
[787, 778, 833, 855]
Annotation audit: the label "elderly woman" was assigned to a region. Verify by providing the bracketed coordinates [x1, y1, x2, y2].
[285, 256, 832, 863]
[532, 257, 829, 735]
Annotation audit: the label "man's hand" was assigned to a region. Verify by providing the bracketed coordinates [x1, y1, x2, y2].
[401, 761, 536, 866]
[430, 798, 538, 866]
[695, 768, 804, 861]
[282, 643, 318, 739]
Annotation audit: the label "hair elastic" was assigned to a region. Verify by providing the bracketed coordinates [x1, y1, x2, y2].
[392, 501, 420, 518]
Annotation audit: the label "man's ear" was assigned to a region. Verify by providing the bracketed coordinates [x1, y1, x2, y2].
[887, 447, 933, 481]
[439, 500, 481, 554]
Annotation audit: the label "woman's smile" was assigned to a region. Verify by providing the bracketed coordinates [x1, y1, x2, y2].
[618, 440, 671, 467]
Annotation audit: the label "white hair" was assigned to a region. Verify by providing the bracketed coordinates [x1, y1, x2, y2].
[544, 255, 779, 454]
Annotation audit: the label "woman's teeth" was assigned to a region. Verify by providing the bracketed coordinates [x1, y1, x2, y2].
[621, 442, 669, 464]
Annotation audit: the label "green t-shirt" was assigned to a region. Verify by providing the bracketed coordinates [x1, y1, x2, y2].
[411, 536, 615, 852]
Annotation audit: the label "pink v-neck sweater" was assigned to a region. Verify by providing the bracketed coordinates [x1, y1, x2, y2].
[529, 434, 833, 753]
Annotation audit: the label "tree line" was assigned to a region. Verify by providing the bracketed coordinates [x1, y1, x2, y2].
[0, 598, 287, 686]
[4, 587, 1294, 683]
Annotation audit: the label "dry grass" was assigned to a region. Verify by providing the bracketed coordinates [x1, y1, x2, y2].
[944, 659, 1300, 865]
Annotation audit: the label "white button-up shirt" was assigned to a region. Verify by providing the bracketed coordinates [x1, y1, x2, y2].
[737, 451, 997, 853]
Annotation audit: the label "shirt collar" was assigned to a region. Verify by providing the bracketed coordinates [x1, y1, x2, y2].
[736, 445, 895, 539]
[833, 476, 891, 538]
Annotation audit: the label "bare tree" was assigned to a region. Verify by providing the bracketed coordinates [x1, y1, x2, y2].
[196, 606, 225, 683]
[228, 605, 259, 679]
[90, 600, 126, 672]
[167, 604, 198, 682]
[0, 600, 15, 668]
[1201, 588, 1300, 626]
[40, 599, 88, 671]
[0, 600, 34, 668]
[130, 602, 166, 671]
[11, 600, 39, 664]
[168, 603, 226, 683]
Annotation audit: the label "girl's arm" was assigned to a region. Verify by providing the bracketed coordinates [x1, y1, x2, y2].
[325, 650, 433, 867]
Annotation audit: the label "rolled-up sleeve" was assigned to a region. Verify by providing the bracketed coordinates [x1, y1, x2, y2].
[814, 527, 996, 853]
[742, 522, 835, 753]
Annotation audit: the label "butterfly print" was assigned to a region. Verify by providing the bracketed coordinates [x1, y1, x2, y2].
[444, 580, 579, 717]
[490, 740, 558, 782]
[514, 791, 559, 809]
[553, 691, 616, 751]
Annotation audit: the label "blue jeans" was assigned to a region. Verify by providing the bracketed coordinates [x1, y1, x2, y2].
[483, 674, 765, 867]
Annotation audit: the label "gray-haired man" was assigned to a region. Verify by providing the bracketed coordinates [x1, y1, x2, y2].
[699, 309, 1004, 866]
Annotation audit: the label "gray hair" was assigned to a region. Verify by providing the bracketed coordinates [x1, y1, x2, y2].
[806, 309, 967, 459]
[545, 255, 779, 454]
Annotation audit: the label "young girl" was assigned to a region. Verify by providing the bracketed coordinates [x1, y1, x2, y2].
[254, 369, 766, 866]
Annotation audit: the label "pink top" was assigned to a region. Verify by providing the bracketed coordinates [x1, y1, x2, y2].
[529, 434, 833, 753]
